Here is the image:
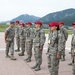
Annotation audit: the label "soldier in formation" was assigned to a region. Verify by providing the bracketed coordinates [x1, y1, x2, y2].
[31, 21, 46, 71]
[15, 20, 20, 52]
[25, 22, 34, 62]
[70, 22, 75, 75]
[59, 21, 68, 61]
[5, 22, 16, 60]
[47, 22, 63, 75]
[18, 22, 25, 56]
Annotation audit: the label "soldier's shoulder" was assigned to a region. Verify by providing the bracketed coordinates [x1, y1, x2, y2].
[40, 28, 44, 33]
[6, 27, 10, 31]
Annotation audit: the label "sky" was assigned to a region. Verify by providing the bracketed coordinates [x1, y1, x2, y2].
[0, 0, 75, 21]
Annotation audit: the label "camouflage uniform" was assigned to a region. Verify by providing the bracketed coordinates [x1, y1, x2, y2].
[5, 27, 16, 60]
[25, 27, 34, 62]
[18, 27, 25, 56]
[60, 26, 68, 61]
[48, 30, 62, 75]
[32, 28, 46, 71]
[47, 29, 52, 68]
[15, 25, 20, 51]
[71, 29, 75, 75]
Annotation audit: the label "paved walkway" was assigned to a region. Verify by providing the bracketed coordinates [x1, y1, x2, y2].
[0, 32, 73, 75]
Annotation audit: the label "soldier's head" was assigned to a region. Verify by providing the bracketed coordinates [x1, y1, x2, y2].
[15, 20, 20, 25]
[59, 21, 64, 28]
[49, 22, 59, 31]
[35, 21, 42, 29]
[20, 22, 25, 27]
[72, 22, 75, 29]
[26, 22, 32, 28]
[10, 22, 15, 28]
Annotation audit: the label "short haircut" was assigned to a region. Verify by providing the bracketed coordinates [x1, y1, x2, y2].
[10, 22, 15, 25]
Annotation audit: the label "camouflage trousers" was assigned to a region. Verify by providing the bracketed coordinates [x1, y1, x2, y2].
[20, 39, 25, 53]
[61, 41, 66, 57]
[6, 40, 14, 55]
[72, 55, 75, 75]
[47, 54, 60, 75]
[47, 54, 51, 68]
[26, 41, 33, 59]
[16, 37, 20, 50]
[34, 46, 43, 65]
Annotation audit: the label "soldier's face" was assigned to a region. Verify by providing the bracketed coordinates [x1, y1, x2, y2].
[10, 24, 14, 28]
[26, 24, 30, 28]
[16, 23, 19, 25]
[51, 26, 57, 31]
[20, 25, 24, 27]
[59, 24, 63, 28]
[73, 25, 75, 29]
[35, 24, 40, 28]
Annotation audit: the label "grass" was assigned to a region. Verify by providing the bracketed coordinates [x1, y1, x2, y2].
[44, 29, 72, 35]
[0, 24, 73, 35]
[0, 24, 9, 32]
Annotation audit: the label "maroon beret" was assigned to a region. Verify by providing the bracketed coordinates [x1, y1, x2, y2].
[49, 22, 59, 27]
[20, 22, 25, 27]
[35, 21, 42, 26]
[26, 22, 32, 25]
[59, 21, 64, 25]
[72, 22, 75, 26]
[15, 20, 19, 23]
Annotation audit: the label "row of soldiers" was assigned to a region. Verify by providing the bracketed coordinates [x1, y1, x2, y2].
[4, 20, 75, 75]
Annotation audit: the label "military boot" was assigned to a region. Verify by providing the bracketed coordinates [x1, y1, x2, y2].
[31, 64, 38, 69]
[11, 55, 17, 60]
[61, 56, 65, 61]
[24, 57, 28, 61]
[6, 54, 11, 58]
[26, 58, 31, 62]
[68, 62, 72, 66]
[35, 65, 41, 71]
[18, 52, 24, 56]
[15, 48, 20, 52]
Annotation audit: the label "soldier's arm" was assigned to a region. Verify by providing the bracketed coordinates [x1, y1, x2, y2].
[39, 30, 46, 47]
[4, 28, 9, 43]
[30, 28, 34, 40]
[63, 28, 68, 41]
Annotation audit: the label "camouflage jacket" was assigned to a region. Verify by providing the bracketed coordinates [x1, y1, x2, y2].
[33, 28, 46, 47]
[19, 27, 25, 40]
[15, 25, 20, 37]
[5, 27, 15, 41]
[48, 30, 62, 55]
[60, 26, 68, 42]
[25, 28, 34, 42]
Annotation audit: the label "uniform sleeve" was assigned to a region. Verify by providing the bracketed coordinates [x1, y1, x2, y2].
[5, 28, 10, 35]
[30, 28, 35, 40]
[39, 30, 46, 46]
[58, 32, 63, 53]
[63, 28, 68, 41]
[51, 33, 57, 47]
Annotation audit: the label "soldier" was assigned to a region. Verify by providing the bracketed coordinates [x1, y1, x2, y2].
[59, 21, 68, 61]
[71, 22, 75, 75]
[18, 22, 25, 56]
[31, 21, 46, 71]
[47, 28, 52, 68]
[25, 22, 34, 62]
[5, 22, 16, 60]
[48, 22, 62, 75]
[15, 20, 20, 52]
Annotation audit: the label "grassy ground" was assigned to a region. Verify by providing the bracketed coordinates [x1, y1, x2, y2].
[44, 29, 72, 35]
[0, 24, 9, 32]
[0, 24, 73, 35]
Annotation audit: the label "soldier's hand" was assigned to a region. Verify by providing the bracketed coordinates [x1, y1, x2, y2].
[39, 48, 42, 50]
[56, 54, 61, 59]
[29, 41, 32, 44]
